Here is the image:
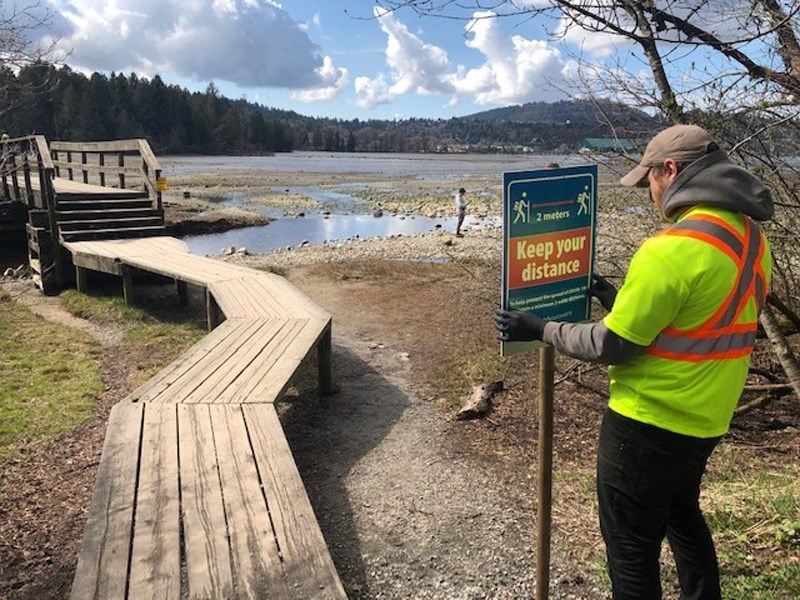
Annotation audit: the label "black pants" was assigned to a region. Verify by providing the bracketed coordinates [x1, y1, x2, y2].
[456, 210, 465, 234]
[597, 408, 722, 600]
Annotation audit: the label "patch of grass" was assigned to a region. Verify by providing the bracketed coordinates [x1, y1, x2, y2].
[61, 289, 147, 323]
[549, 444, 800, 598]
[256, 264, 288, 278]
[703, 446, 800, 599]
[62, 289, 207, 385]
[126, 322, 207, 384]
[0, 291, 102, 462]
[436, 349, 509, 410]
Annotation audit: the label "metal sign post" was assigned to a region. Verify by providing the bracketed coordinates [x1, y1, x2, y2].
[500, 165, 597, 599]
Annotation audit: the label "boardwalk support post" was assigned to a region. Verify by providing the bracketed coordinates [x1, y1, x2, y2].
[317, 323, 333, 395]
[206, 289, 223, 330]
[122, 266, 135, 306]
[76, 266, 88, 293]
[176, 279, 189, 307]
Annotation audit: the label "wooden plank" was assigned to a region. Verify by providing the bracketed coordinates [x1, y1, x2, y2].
[254, 276, 307, 318]
[210, 278, 264, 319]
[70, 402, 144, 600]
[264, 274, 331, 320]
[127, 405, 181, 599]
[180, 319, 287, 404]
[208, 279, 252, 319]
[65, 236, 189, 260]
[245, 319, 331, 404]
[63, 241, 121, 259]
[137, 139, 161, 171]
[138, 318, 266, 404]
[244, 404, 346, 599]
[127, 254, 247, 287]
[244, 277, 293, 318]
[211, 405, 290, 598]
[53, 177, 147, 197]
[128, 319, 251, 403]
[52, 159, 147, 177]
[210, 276, 286, 319]
[177, 405, 235, 599]
[217, 319, 310, 404]
[163, 319, 282, 404]
[52, 139, 142, 153]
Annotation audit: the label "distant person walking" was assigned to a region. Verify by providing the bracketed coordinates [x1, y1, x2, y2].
[454, 187, 467, 237]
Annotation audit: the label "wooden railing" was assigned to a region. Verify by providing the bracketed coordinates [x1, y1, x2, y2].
[1, 135, 63, 289]
[50, 139, 164, 213]
[1, 135, 56, 208]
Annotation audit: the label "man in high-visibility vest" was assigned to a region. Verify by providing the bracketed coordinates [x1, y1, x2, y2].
[494, 124, 773, 600]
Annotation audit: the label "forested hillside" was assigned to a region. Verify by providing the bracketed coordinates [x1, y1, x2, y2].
[1, 63, 660, 154]
[468, 99, 662, 129]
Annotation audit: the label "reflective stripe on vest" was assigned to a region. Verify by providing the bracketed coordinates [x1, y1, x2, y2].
[645, 215, 767, 362]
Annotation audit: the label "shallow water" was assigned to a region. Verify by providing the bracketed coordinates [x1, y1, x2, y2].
[185, 213, 499, 255]
[169, 151, 576, 255]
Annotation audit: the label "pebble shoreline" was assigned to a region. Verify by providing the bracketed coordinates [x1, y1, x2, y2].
[222, 225, 505, 269]
[218, 206, 647, 273]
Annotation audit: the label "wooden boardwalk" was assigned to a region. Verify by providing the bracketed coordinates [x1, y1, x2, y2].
[2, 135, 345, 597]
[64, 237, 346, 599]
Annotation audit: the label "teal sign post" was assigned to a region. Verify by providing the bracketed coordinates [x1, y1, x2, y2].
[501, 165, 598, 356]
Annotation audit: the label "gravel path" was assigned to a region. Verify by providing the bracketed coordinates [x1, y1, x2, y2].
[221, 228, 611, 599]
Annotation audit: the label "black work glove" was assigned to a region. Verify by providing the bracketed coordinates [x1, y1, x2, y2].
[493, 309, 546, 342]
[590, 274, 617, 312]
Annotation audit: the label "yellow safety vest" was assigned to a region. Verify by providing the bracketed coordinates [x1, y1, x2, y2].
[605, 207, 771, 438]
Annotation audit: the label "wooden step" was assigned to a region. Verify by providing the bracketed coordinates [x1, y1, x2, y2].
[55, 189, 149, 201]
[57, 198, 153, 211]
[60, 225, 168, 242]
[59, 216, 164, 232]
[57, 207, 161, 221]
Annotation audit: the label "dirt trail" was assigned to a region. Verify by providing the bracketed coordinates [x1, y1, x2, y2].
[278, 267, 606, 599]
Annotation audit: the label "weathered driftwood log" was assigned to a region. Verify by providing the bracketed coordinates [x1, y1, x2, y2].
[760, 304, 800, 401]
[457, 381, 504, 420]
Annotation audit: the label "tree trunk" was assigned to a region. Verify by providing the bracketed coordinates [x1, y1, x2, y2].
[759, 304, 800, 400]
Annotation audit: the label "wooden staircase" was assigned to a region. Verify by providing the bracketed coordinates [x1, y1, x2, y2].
[56, 195, 166, 242]
[1, 136, 168, 292]
[49, 140, 167, 244]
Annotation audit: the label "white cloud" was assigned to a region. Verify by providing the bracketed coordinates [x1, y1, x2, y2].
[374, 7, 453, 96]
[356, 8, 572, 110]
[460, 12, 572, 104]
[293, 55, 349, 102]
[354, 73, 393, 108]
[556, 17, 622, 59]
[298, 11, 320, 33]
[49, 0, 344, 92]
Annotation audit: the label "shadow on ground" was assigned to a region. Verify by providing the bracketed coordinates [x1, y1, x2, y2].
[279, 343, 410, 596]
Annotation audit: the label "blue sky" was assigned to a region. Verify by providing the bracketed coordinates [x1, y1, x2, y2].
[39, 0, 636, 120]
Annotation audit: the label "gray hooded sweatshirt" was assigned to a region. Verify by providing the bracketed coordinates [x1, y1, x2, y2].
[542, 150, 773, 364]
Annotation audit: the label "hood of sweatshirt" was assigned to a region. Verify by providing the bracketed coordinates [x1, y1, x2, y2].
[660, 150, 774, 222]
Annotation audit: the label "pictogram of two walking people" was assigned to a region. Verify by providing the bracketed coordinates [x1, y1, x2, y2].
[494, 124, 774, 600]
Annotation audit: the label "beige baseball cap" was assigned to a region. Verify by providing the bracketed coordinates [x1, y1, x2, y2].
[620, 124, 716, 187]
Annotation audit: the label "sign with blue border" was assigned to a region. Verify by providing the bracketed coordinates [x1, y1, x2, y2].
[501, 165, 598, 356]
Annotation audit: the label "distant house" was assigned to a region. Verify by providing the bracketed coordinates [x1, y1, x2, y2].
[581, 138, 636, 153]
